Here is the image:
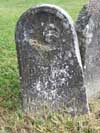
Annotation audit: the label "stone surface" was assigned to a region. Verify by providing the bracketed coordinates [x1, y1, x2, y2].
[76, 0, 100, 98]
[15, 4, 88, 115]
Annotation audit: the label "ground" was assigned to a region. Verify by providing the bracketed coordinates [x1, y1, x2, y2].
[1, 0, 100, 133]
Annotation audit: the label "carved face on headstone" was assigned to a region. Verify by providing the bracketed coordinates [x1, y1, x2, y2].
[15, 4, 88, 115]
[43, 23, 60, 43]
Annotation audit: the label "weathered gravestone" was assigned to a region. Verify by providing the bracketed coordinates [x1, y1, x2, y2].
[15, 4, 88, 115]
[76, 0, 100, 98]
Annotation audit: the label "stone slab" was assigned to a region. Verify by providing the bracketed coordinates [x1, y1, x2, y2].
[76, 0, 100, 98]
[15, 4, 88, 115]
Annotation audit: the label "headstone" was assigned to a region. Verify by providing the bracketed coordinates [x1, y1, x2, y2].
[76, 0, 100, 98]
[15, 4, 88, 115]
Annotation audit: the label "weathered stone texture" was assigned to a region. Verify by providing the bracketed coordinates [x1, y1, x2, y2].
[15, 4, 88, 115]
[76, 0, 100, 97]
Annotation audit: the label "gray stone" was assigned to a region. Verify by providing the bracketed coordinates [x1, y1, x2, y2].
[76, 0, 100, 98]
[15, 4, 88, 115]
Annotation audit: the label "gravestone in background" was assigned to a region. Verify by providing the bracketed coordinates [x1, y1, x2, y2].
[76, 0, 100, 98]
[15, 4, 88, 115]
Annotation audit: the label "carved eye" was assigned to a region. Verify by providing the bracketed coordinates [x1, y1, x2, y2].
[43, 24, 60, 43]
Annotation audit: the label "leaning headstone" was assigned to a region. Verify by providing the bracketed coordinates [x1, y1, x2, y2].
[15, 4, 88, 115]
[76, 0, 100, 98]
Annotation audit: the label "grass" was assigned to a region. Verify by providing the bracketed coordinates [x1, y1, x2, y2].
[2, 0, 100, 133]
[0, 99, 100, 133]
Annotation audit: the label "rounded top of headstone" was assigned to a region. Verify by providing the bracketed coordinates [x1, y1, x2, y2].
[15, 4, 82, 68]
[17, 4, 75, 29]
